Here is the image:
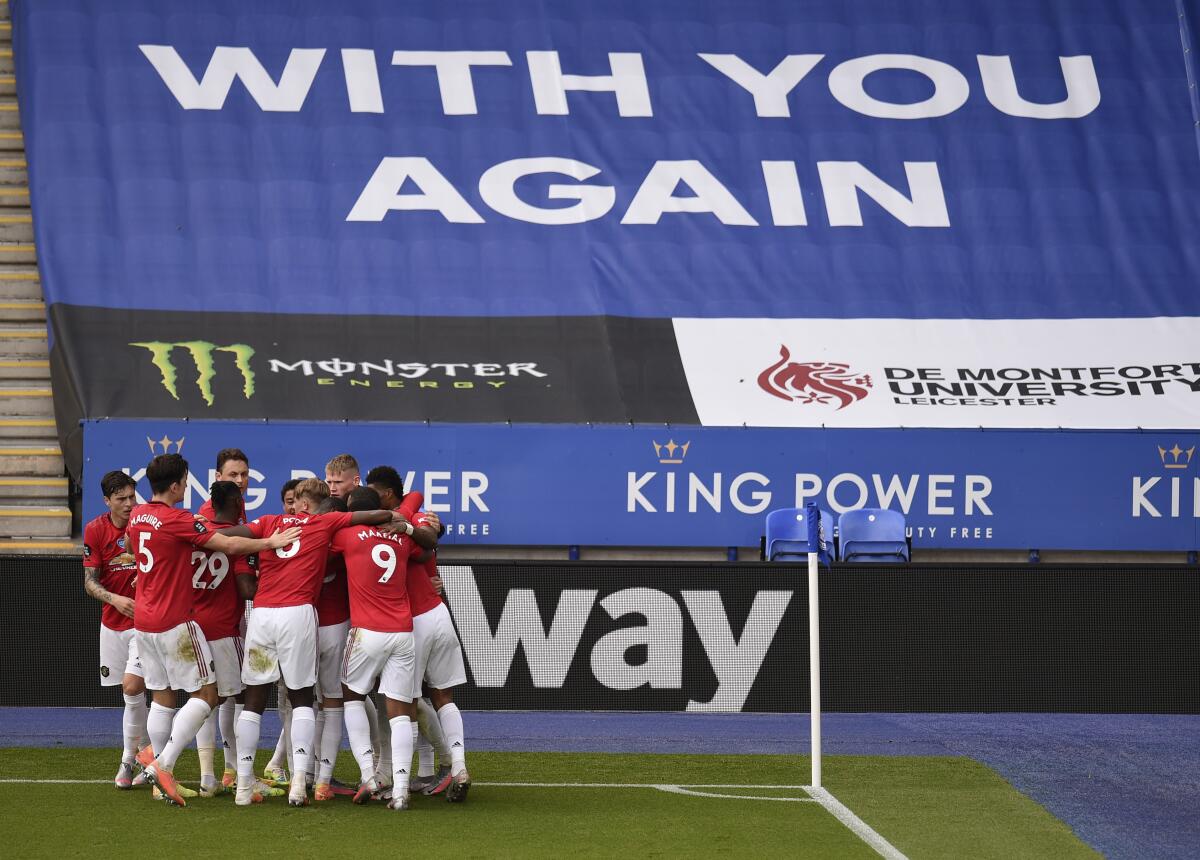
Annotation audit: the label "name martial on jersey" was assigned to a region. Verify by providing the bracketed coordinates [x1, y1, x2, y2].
[348, 526, 407, 547]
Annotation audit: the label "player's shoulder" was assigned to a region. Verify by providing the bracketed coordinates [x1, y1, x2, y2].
[165, 504, 201, 524]
[83, 513, 111, 536]
[313, 510, 350, 527]
[125, 503, 157, 526]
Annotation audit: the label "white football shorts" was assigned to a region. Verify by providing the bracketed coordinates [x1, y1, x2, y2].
[99, 624, 143, 686]
[208, 635, 246, 698]
[137, 621, 213, 694]
[341, 627, 415, 703]
[413, 603, 467, 695]
[241, 604, 319, 690]
[317, 620, 350, 701]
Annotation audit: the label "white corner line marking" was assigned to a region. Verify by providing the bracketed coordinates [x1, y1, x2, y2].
[0, 778, 111, 783]
[806, 786, 909, 860]
[655, 784, 815, 802]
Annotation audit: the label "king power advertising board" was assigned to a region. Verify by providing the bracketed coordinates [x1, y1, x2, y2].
[83, 420, 1199, 551]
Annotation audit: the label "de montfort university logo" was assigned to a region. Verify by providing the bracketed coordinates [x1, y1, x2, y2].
[129, 341, 256, 406]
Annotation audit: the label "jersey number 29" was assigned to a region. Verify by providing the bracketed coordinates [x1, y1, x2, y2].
[191, 551, 230, 590]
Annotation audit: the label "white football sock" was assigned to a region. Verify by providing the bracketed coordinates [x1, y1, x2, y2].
[309, 708, 326, 780]
[139, 699, 151, 750]
[437, 702, 466, 774]
[389, 715, 413, 798]
[415, 730, 434, 777]
[235, 711, 262, 787]
[159, 697, 212, 770]
[121, 693, 147, 764]
[416, 697, 449, 770]
[268, 683, 291, 769]
[147, 702, 175, 758]
[290, 706, 316, 789]
[219, 699, 237, 773]
[317, 707, 343, 784]
[364, 694, 380, 769]
[196, 707, 217, 779]
[343, 700, 375, 783]
[374, 697, 392, 778]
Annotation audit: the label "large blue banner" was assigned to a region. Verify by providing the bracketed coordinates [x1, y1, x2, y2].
[83, 420, 1199, 551]
[15, 0, 1200, 321]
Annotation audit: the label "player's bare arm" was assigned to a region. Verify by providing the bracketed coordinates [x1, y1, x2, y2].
[82, 567, 135, 618]
[236, 573, 257, 601]
[412, 510, 441, 550]
[349, 508, 393, 527]
[381, 511, 439, 549]
[209, 525, 303, 555]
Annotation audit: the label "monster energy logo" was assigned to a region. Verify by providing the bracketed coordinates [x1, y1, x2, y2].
[129, 341, 256, 406]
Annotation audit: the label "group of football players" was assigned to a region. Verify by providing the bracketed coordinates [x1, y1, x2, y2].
[83, 448, 469, 811]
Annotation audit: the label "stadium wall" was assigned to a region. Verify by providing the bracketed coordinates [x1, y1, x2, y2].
[12, 557, 1197, 713]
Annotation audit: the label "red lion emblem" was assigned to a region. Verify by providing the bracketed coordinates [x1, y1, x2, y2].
[757, 346, 872, 409]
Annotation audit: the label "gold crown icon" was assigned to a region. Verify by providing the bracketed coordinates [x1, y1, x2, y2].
[147, 435, 186, 455]
[1158, 444, 1194, 469]
[653, 439, 690, 464]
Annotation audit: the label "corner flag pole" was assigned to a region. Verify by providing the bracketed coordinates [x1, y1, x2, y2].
[808, 543, 821, 789]
[803, 502, 825, 789]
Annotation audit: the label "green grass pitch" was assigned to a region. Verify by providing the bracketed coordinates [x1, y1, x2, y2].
[0, 748, 1097, 858]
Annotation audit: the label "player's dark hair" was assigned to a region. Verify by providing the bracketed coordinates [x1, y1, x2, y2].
[347, 485, 381, 512]
[208, 480, 241, 521]
[216, 448, 249, 472]
[280, 477, 301, 502]
[365, 465, 403, 498]
[146, 454, 188, 494]
[319, 495, 348, 514]
[100, 470, 136, 498]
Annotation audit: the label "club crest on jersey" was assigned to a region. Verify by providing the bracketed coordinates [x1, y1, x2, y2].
[116, 536, 126, 549]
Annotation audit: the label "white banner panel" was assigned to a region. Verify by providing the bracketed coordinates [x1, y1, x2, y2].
[673, 317, 1200, 429]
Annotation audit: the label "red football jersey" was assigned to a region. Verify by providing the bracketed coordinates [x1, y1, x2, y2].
[83, 513, 138, 632]
[245, 511, 353, 609]
[330, 524, 419, 633]
[191, 519, 255, 641]
[396, 493, 441, 617]
[127, 501, 217, 634]
[197, 495, 247, 525]
[406, 511, 443, 617]
[316, 553, 350, 627]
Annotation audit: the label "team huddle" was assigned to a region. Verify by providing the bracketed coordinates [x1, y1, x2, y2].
[82, 449, 470, 810]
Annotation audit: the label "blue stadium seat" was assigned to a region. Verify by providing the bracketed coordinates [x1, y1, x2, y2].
[765, 507, 834, 562]
[838, 509, 909, 563]
[765, 507, 807, 561]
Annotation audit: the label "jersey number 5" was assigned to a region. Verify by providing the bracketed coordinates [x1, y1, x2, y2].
[137, 531, 153, 573]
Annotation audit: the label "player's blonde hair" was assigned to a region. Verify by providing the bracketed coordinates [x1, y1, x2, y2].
[325, 453, 359, 476]
[293, 478, 331, 505]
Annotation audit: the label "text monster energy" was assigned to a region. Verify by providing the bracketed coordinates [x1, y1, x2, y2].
[129, 341, 256, 406]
